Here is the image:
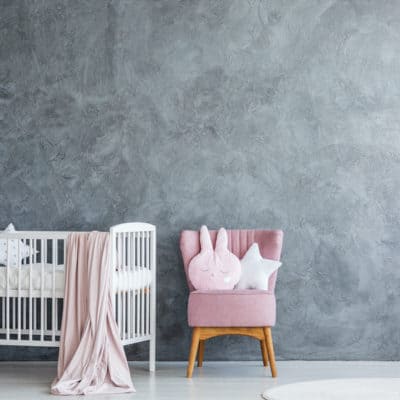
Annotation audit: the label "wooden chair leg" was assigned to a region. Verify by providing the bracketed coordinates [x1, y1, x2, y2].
[264, 327, 277, 377]
[197, 340, 205, 367]
[260, 339, 268, 366]
[187, 327, 201, 378]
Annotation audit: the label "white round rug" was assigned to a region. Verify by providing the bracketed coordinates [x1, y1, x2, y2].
[262, 378, 400, 400]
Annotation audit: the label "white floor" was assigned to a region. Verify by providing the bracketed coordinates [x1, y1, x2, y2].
[1, 361, 400, 400]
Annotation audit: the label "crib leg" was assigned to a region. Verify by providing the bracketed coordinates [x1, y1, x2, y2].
[149, 337, 156, 372]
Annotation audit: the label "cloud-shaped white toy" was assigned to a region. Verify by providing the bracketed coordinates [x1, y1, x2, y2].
[235, 243, 281, 290]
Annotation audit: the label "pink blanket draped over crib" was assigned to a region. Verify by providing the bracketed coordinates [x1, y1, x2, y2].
[51, 232, 135, 395]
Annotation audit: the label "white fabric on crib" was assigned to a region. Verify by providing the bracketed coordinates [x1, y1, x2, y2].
[0, 263, 64, 292]
[112, 268, 152, 292]
[0, 264, 152, 293]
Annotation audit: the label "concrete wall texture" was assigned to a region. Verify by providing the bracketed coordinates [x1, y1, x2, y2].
[1, 0, 400, 361]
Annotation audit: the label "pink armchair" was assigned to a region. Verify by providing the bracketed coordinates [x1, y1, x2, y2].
[180, 229, 283, 378]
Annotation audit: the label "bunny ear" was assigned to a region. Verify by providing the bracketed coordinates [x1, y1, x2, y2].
[199, 225, 212, 251]
[215, 228, 228, 251]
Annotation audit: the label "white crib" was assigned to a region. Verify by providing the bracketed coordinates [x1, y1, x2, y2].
[0, 222, 156, 371]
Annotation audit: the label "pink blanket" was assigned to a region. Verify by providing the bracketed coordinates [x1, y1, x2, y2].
[51, 232, 135, 395]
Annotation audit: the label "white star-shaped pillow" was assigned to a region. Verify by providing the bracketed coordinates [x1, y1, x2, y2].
[235, 243, 281, 290]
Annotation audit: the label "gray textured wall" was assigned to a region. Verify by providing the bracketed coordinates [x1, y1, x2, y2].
[1, 0, 400, 361]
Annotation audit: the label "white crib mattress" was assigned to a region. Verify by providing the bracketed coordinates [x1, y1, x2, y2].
[0, 264, 152, 295]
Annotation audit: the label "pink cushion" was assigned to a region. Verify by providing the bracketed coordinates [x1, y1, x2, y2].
[180, 229, 283, 292]
[188, 226, 241, 290]
[188, 290, 276, 327]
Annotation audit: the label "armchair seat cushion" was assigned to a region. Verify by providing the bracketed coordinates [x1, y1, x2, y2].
[188, 290, 276, 327]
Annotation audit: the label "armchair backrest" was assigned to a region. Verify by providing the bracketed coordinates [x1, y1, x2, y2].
[180, 229, 283, 292]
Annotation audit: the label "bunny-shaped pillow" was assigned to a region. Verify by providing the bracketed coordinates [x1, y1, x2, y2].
[188, 226, 241, 290]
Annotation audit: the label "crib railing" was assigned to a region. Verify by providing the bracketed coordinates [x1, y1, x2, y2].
[110, 223, 156, 370]
[0, 231, 68, 346]
[0, 224, 156, 371]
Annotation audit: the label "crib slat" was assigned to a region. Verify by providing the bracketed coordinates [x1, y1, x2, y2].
[141, 232, 145, 337]
[136, 232, 140, 337]
[146, 231, 150, 335]
[29, 238, 33, 341]
[43, 299, 47, 338]
[136, 233, 140, 337]
[122, 232, 126, 340]
[33, 298, 37, 333]
[122, 291, 126, 340]
[33, 241, 37, 336]
[132, 232, 137, 338]
[17, 239, 21, 340]
[6, 237, 10, 339]
[55, 299, 58, 337]
[132, 231, 136, 271]
[123, 232, 126, 271]
[117, 233, 122, 338]
[52, 239, 56, 342]
[127, 232, 131, 341]
[23, 297, 26, 331]
[150, 228, 157, 370]
[40, 239, 45, 342]
[1, 297, 5, 333]
[12, 297, 15, 333]
[60, 238, 66, 335]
